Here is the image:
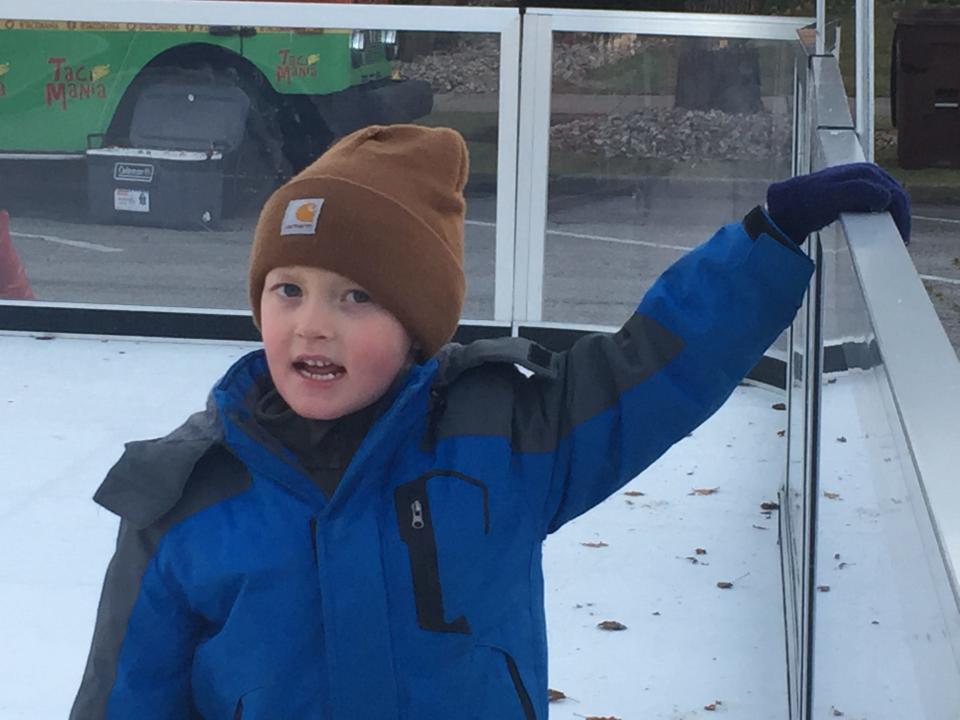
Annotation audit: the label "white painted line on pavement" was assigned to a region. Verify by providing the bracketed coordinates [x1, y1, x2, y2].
[920, 274, 960, 287]
[11, 232, 123, 253]
[465, 219, 692, 253]
[547, 228, 691, 252]
[914, 215, 960, 225]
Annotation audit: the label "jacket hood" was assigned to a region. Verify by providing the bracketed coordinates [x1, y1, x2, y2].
[93, 351, 273, 528]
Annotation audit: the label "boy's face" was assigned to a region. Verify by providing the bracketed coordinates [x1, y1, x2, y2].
[260, 265, 414, 420]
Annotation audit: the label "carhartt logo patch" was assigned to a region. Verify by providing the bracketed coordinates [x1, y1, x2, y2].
[281, 198, 324, 235]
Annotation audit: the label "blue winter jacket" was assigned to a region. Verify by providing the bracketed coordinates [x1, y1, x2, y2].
[71, 210, 813, 720]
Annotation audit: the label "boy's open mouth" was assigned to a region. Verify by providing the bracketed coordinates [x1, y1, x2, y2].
[294, 358, 346, 381]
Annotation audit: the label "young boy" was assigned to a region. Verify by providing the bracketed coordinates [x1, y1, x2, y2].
[71, 124, 908, 719]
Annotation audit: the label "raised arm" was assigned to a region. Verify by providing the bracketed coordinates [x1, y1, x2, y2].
[527, 162, 909, 535]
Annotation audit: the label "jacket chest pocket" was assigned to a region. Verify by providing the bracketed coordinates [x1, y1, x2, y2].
[394, 470, 490, 635]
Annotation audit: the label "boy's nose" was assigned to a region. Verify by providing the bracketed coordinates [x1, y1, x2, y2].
[294, 304, 336, 339]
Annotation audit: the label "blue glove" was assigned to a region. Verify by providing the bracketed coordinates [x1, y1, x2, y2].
[767, 162, 911, 245]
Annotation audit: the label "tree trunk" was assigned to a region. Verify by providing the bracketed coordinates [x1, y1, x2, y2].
[673, 0, 766, 114]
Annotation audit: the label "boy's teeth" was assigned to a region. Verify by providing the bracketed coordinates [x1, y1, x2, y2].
[296, 360, 343, 381]
[300, 369, 338, 380]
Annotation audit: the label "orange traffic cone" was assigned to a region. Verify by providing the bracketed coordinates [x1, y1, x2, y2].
[0, 209, 34, 300]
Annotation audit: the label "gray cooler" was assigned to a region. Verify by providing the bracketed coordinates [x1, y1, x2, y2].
[87, 81, 249, 228]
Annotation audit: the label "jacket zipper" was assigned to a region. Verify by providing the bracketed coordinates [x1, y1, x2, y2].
[395, 478, 470, 634]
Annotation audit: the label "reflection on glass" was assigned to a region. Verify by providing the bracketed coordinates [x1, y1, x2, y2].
[812, 225, 960, 718]
[544, 33, 795, 326]
[0, 21, 500, 320]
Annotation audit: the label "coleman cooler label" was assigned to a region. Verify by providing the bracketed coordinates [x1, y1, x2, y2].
[113, 162, 155, 183]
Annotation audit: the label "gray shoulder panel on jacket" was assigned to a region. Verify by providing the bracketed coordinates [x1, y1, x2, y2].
[436, 337, 558, 386]
[434, 313, 684, 453]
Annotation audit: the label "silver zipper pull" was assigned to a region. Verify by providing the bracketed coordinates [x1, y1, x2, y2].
[411, 499, 425, 529]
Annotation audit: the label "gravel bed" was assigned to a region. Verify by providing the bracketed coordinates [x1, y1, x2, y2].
[397, 35, 790, 162]
[396, 36, 501, 94]
[550, 108, 790, 162]
[396, 34, 662, 95]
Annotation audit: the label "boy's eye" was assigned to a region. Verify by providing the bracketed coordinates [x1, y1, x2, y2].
[345, 289, 371, 304]
[276, 283, 302, 298]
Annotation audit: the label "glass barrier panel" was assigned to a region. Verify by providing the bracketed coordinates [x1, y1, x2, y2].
[813, 223, 960, 719]
[396, 30, 501, 321]
[0, 21, 502, 321]
[782, 56, 813, 717]
[783, 265, 809, 717]
[542, 32, 796, 328]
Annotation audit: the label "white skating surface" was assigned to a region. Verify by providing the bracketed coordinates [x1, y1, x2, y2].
[0, 332, 939, 719]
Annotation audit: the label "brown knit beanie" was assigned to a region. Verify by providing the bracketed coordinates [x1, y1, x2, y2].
[249, 124, 467, 358]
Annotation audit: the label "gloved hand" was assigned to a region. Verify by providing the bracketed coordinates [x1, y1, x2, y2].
[767, 162, 911, 245]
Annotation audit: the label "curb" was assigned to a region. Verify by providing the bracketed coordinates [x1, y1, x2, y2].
[898, 183, 960, 206]
[467, 172, 959, 207]
[466, 173, 772, 201]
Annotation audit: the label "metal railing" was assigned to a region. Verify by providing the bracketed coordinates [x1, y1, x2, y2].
[784, 48, 960, 719]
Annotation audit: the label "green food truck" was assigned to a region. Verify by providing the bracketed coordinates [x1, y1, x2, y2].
[0, 15, 432, 227]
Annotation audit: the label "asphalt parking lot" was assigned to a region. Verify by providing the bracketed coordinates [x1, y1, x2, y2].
[3, 169, 959, 357]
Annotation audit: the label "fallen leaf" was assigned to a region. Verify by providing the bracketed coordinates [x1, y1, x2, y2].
[752, 524, 769, 530]
[717, 581, 734, 589]
[689, 487, 719, 496]
[771, 402, 786, 411]
[837, 436, 847, 443]
[683, 556, 700, 564]
[585, 716, 622, 720]
[547, 688, 566, 702]
[817, 585, 831, 592]
[581, 541, 609, 548]
[760, 501, 780, 511]
[777, 429, 786, 437]
[834, 553, 841, 560]
[597, 620, 627, 631]
[705, 700, 723, 710]
[695, 548, 707, 555]
[823, 491, 842, 500]
[623, 490, 645, 497]
[652, 611, 661, 616]
[826, 377, 837, 384]
[831, 708, 844, 717]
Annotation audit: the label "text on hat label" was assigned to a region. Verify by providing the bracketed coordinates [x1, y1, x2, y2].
[281, 198, 325, 236]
